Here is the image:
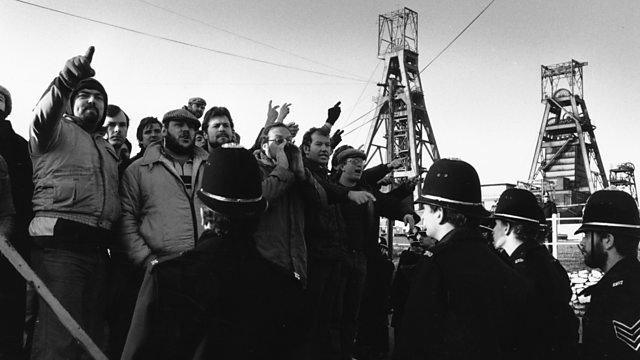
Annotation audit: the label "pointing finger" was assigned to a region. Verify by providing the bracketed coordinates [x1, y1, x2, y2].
[84, 46, 95, 63]
[334, 101, 341, 107]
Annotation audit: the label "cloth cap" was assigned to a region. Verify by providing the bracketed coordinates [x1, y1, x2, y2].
[69, 78, 109, 127]
[196, 145, 267, 217]
[162, 109, 201, 130]
[491, 188, 544, 225]
[575, 190, 640, 238]
[416, 159, 489, 218]
[188, 97, 206, 106]
[0, 84, 12, 118]
[335, 148, 366, 164]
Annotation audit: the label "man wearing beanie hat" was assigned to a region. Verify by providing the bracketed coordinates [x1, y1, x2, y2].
[0, 85, 33, 359]
[576, 190, 640, 359]
[28, 47, 119, 360]
[394, 159, 534, 359]
[491, 188, 578, 359]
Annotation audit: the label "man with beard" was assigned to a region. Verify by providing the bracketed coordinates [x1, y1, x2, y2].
[121, 146, 268, 360]
[129, 116, 162, 163]
[117, 108, 208, 358]
[104, 104, 131, 175]
[29, 46, 120, 360]
[119, 108, 209, 267]
[184, 97, 206, 120]
[576, 190, 640, 360]
[202, 106, 235, 151]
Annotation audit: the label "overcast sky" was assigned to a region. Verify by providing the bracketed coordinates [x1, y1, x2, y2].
[1, 0, 639, 187]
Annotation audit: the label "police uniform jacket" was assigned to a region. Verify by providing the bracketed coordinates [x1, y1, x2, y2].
[510, 242, 579, 360]
[393, 226, 535, 360]
[582, 257, 640, 360]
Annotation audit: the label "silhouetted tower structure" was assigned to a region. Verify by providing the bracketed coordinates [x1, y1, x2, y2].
[610, 163, 638, 204]
[363, 7, 440, 198]
[528, 60, 608, 209]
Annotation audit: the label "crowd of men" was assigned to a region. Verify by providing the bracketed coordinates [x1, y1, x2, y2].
[0, 46, 639, 360]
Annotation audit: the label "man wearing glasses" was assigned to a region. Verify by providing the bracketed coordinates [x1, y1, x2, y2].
[252, 122, 323, 358]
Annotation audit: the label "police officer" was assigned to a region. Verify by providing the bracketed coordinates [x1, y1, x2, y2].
[491, 188, 579, 359]
[577, 190, 640, 360]
[393, 159, 534, 359]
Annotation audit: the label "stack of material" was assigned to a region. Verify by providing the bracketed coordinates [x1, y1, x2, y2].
[568, 269, 603, 316]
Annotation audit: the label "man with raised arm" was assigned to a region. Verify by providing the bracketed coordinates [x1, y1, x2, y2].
[28, 47, 120, 360]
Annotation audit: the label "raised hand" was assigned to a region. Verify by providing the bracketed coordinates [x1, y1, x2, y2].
[286, 122, 299, 138]
[330, 129, 344, 148]
[265, 100, 280, 126]
[274, 141, 289, 169]
[327, 101, 341, 125]
[60, 46, 96, 88]
[276, 102, 292, 123]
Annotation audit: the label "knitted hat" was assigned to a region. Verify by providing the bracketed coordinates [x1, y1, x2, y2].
[162, 108, 201, 131]
[196, 146, 267, 217]
[188, 97, 206, 106]
[575, 190, 640, 238]
[416, 159, 490, 218]
[491, 188, 544, 224]
[69, 78, 109, 127]
[0, 85, 11, 118]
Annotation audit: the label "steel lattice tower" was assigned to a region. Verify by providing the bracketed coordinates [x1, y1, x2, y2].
[363, 8, 440, 201]
[528, 59, 608, 211]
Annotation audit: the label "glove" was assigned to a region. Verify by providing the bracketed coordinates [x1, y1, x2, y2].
[330, 129, 344, 148]
[327, 101, 341, 125]
[59, 46, 96, 88]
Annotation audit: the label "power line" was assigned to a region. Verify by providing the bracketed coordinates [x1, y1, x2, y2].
[343, 113, 378, 136]
[343, 62, 381, 126]
[420, 0, 496, 73]
[135, 0, 368, 81]
[13, 0, 368, 83]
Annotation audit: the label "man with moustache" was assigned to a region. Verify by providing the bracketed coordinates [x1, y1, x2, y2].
[577, 190, 640, 360]
[202, 106, 235, 151]
[184, 97, 206, 120]
[28, 46, 120, 359]
[113, 110, 207, 358]
[119, 108, 209, 268]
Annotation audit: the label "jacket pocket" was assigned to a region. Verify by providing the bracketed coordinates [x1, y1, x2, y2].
[52, 168, 98, 214]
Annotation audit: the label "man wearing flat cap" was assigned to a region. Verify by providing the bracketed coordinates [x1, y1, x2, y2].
[28, 46, 119, 359]
[184, 97, 207, 120]
[491, 188, 578, 359]
[116, 108, 208, 358]
[393, 159, 533, 359]
[577, 190, 640, 360]
[122, 146, 270, 359]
